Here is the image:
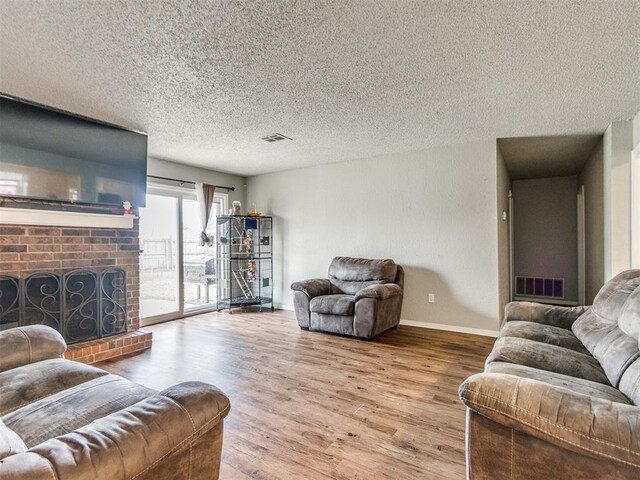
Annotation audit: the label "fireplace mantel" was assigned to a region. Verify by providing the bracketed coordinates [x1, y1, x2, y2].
[0, 207, 136, 229]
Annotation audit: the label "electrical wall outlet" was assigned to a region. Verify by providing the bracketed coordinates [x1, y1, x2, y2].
[428, 293, 435, 303]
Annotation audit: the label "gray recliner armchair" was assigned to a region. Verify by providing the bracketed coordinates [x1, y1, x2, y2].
[291, 256, 404, 339]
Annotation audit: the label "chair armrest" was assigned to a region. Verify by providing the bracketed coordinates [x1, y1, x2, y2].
[504, 301, 590, 329]
[459, 373, 640, 469]
[0, 325, 66, 373]
[0, 381, 231, 480]
[290, 279, 331, 299]
[355, 283, 402, 302]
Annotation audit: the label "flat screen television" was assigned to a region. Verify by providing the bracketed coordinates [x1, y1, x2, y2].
[0, 94, 147, 208]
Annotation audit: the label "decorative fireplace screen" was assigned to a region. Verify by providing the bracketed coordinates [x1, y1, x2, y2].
[0, 268, 128, 344]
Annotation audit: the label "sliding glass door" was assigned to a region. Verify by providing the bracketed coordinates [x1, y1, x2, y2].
[139, 194, 180, 319]
[139, 184, 227, 325]
[182, 197, 222, 312]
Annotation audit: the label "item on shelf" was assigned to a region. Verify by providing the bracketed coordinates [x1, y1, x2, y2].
[122, 200, 134, 216]
[242, 233, 253, 253]
[245, 218, 258, 230]
[247, 261, 257, 282]
[232, 201, 242, 215]
[247, 203, 261, 216]
[232, 269, 255, 299]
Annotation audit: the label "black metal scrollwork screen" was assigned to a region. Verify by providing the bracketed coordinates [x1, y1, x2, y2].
[0, 268, 128, 344]
[0, 276, 20, 328]
[100, 268, 128, 338]
[24, 272, 62, 332]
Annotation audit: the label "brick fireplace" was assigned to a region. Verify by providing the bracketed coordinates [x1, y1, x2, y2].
[0, 206, 152, 363]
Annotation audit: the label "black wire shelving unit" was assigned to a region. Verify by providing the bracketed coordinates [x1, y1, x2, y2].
[216, 215, 274, 314]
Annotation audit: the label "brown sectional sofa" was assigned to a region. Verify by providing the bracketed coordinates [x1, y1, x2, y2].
[460, 270, 640, 479]
[0, 325, 230, 480]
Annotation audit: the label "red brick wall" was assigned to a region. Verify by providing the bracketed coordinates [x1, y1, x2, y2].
[65, 330, 152, 364]
[0, 219, 140, 331]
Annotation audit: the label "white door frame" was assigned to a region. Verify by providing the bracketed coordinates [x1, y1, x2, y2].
[577, 185, 586, 305]
[508, 190, 514, 302]
[632, 146, 640, 268]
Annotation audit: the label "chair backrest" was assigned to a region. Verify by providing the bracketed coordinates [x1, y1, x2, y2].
[328, 257, 399, 295]
[572, 270, 640, 387]
[618, 285, 640, 404]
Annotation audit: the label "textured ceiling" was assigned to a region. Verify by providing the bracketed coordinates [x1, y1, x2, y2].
[1, 1, 639, 176]
[498, 135, 602, 180]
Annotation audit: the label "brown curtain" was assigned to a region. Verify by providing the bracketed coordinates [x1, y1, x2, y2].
[196, 183, 216, 246]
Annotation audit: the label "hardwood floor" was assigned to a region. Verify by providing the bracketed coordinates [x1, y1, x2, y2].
[97, 310, 494, 480]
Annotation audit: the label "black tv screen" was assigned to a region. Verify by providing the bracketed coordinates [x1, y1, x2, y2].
[0, 95, 147, 208]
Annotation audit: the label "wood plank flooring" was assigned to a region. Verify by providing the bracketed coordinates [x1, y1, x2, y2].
[97, 310, 494, 480]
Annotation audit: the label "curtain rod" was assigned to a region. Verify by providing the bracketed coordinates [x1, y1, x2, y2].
[147, 175, 236, 191]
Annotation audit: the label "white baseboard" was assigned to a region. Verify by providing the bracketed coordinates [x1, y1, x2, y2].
[276, 304, 497, 337]
[274, 304, 295, 311]
[400, 319, 498, 337]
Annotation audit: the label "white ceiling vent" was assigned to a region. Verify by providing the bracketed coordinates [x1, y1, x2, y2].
[261, 133, 292, 143]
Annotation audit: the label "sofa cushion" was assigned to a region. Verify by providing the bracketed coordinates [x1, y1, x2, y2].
[573, 270, 640, 352]
[309, 294, 355, 316]
[0, 418, 26, 460]
[499, 321, 589, 354]
[0, 325, 66, 373]
[310, 312, 354, 336]
[619, 358, 640, 405]
[572, 271, 640, 387]
[0, 358, 109, 417]
[2, 374, 155, 447]
[590, 270, 640, 322]
[573, 311, 625, 360]
[486, 362, 631, 404]
[486, 337, 610, 385]
[504, 302, 590, 330]
[328, 257, 397, 295]
[618, 285, 640, 340]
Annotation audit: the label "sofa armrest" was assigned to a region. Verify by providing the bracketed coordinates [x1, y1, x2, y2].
[355, 283, 402, 302]
[504, 301, 590, 329]
[0, 381, 231, 480]
[0, 325, 66, 373]
[291, 278, 331, 299]
[459, 373, 640, 469]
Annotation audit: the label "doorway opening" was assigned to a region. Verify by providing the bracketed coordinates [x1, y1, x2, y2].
[497, 134, 604, 308]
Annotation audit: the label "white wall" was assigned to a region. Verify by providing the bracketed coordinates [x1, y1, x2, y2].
[603, 120, 634, 278]
[147, 157, 245, 205]
[512, 176, 578, 302]
[579, 138, 605, 303]
[633, 111, 640, 268]
[496, 145, 511, 323]
[247, 140, 501, 333]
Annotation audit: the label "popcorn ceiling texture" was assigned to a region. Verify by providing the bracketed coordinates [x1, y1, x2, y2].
[1, 0, 639, 176]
